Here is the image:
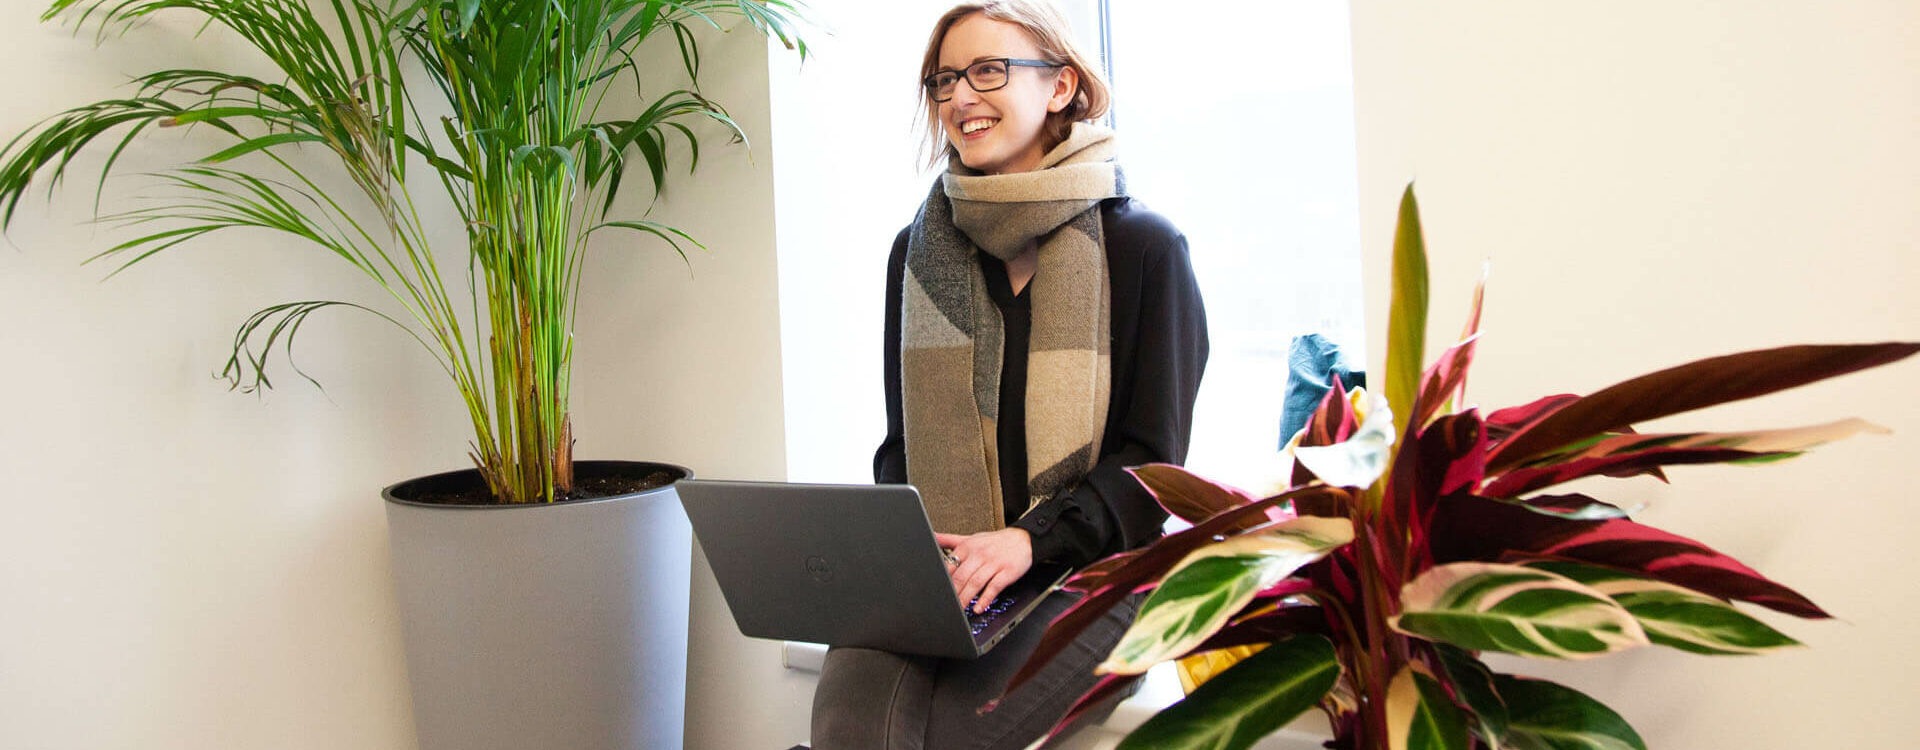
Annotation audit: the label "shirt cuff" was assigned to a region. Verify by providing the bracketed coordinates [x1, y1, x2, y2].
[1013, 510, 1071, 563]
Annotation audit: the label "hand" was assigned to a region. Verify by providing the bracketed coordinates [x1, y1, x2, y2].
[935, 528, 1034, 614]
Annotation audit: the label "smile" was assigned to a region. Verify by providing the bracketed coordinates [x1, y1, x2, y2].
[960, 118, 998, 136]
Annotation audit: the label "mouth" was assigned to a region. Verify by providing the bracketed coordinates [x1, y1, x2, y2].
[958, 117, 999, 139]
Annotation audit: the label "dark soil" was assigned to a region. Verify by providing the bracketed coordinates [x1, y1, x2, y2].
[390, 462, 682, 507]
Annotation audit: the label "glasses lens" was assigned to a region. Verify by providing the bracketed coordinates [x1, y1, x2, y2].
[929, 71, 960, 101]
[970, 60, 1010, 91]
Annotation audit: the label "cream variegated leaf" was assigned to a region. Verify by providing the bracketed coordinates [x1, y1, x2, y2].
[1529, 562, 1801, 655]
[1292, 393, 1397, 489]
[1392, 563, 1648, 659]
[1097, 517, 1354, 675]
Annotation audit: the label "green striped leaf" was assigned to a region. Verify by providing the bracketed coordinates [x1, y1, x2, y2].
[1392, 563, 1648, 659]
[1435, 645, 1510, 747]
[1118, 635, 1340, 750]
[1530, 562, 1801, 655]
[1099, 517, 1353, 675]
[1387, 665, 1470, 750]
[1495, 675, 1646, 750]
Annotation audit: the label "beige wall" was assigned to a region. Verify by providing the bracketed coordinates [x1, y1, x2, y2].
[1351, 1, 1920, 746]
[0, 7, 793, 750]
[578, 20, 801, 750]
[0, 9, 424, 749]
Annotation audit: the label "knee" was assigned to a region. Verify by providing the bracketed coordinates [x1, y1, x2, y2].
[812, 648, 930, 749]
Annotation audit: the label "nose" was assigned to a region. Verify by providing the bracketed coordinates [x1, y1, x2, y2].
[948, 77, 984, 107]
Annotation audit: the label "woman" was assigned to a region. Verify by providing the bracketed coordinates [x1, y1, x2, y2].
[811, 2, 1208, 747]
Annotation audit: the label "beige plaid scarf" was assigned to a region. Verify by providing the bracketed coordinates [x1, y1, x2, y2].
[901, 123, 1124, 535]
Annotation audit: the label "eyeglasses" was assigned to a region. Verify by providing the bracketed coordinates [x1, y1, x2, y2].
[923, 58, 1064, 102]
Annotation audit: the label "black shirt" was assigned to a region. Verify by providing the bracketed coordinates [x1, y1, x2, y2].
[874, 197, 1210, 568]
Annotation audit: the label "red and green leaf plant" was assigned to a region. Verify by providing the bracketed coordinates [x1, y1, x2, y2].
[1003, 185, 1920, 749]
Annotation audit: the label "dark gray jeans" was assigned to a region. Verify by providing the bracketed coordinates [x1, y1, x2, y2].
[809, 591, 1140, 750]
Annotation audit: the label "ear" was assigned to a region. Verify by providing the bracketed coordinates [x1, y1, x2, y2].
[1046, 66, 1080, 114]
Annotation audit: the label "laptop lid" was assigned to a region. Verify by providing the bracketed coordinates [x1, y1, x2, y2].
[676, 479, 1069, 660]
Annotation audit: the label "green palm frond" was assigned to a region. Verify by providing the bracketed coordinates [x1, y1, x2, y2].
[6, 0, 808, 503]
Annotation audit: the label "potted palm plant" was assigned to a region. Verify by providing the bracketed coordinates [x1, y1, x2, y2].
[0, 1, 806, 748]
[1004, 186, 1919, 749]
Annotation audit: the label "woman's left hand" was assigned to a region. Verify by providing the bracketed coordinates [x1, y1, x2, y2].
[934, 528, 1034, 613]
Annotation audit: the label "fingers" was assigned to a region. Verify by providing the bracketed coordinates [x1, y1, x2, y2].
[953, 560, 1004, 614]
[940, 529, 1037, 612]
[975, 568, 1016, 613]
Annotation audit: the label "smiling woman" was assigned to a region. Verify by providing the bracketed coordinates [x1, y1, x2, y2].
[806, 1, 1210, 748]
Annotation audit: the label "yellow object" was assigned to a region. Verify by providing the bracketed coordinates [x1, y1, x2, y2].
[1175, 644, 1267, 693]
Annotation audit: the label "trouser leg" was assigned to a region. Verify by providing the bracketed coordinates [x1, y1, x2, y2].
[812, 646, 937, 750]
[923, 592, 1141, 750]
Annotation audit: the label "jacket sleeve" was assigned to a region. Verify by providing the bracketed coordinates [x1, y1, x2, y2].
[1013, 219, 1209, 566]
[873, 228, 911, 484]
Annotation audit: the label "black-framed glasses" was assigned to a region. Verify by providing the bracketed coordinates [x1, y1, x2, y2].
[924, 58, 1064, 102]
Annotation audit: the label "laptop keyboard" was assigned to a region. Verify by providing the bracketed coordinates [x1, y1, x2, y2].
[966, 596, 1018, 637]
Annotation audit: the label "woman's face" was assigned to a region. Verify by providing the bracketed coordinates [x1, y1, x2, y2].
[935, 14, 1078, 175]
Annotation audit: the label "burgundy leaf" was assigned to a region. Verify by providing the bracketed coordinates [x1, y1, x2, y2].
[1304, 555, 1360, 632]
[1192, 603, 1333, 653]
[1129, 463, 1277, 527]
[1429, 493, 1828, 618]
[1294, 375, 1359, 486]
[1302, 374, 1358, 448]
[1384, 411, 1488, 572]
[1060, 549, 1142, 594]
[1486, 343, 1920, 471]
[1483, 394, 1579, 442]
[1533, 419, 1888, 470]
[1409, 333, 1481, 431]
[1511, 493, 1630, 520]
[1031, 673, 1144, 748]
[1293, 489, 1353, 519]
[1255, 577, 1317, 600]
[1482, 446, 1787, 498]
[1000, 485, 1348, 699]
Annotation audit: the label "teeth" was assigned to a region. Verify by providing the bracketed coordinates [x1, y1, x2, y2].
[962, 118, 997, 134]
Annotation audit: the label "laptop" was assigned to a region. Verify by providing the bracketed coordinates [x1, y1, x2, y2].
[676, 479, 1073, 660]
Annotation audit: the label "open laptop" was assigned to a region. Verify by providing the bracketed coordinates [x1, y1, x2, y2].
[676, 479, 1072, 660]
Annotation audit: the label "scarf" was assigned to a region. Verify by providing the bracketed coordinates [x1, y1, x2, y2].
[901, 123, 1125, 535]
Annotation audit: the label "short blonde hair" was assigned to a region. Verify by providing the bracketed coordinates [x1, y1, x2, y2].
[917, 0, 1111, 169]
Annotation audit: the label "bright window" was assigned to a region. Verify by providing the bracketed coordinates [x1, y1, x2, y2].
[1100, 0, 1367, 483]
[773, 1, 1366, 490]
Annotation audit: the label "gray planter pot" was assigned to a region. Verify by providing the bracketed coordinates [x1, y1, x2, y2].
[383, 461, 693, 750]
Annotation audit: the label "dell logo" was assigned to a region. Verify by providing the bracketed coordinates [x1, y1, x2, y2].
[805, 555, 834, 582]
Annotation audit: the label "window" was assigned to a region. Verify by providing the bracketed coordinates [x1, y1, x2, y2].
[772, 1, 1367, 491]
[1099, 0, 1367, 483]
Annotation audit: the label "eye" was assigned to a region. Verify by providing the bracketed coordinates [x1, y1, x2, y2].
[973, 60, 1009, 77]
[931, 71, 961, 89]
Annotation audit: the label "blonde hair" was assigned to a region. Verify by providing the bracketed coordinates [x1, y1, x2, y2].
[917, 0, 1111, 169]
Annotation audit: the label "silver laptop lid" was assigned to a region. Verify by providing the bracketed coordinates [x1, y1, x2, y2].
[676, 479, 1065, 659]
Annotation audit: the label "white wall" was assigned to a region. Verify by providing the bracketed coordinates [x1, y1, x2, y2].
[1350, 1, 1920, 747]
[0, 7, 795, 750]
[0, 9, 424, 749]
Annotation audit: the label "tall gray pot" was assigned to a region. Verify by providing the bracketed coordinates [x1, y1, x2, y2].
[383, 461, 693, 750]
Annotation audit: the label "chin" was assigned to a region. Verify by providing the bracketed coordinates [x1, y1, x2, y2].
[955, 147, 1003, 174]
